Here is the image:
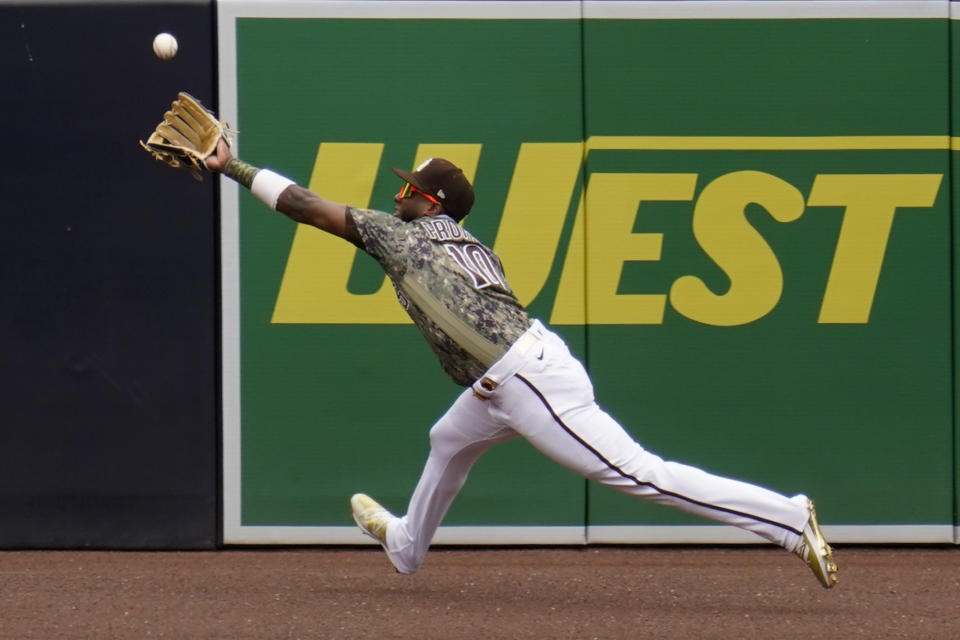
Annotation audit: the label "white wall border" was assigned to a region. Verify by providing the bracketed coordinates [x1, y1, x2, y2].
[225, 524, 955, 546]
[227, 525, 588, 545]
[589, 524, 956, 544]
[218, 0, 243, 545]
[217, 0, 583, 19]
[584, 1, 948, 19]
[217, 0, 947, 20]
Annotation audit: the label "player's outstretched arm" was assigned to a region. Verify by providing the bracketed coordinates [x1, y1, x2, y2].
[206, 139, 354, 241]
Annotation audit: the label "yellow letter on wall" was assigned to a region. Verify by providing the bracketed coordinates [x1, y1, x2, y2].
[584, 173, 697, 324]
[670, 170, 805, 326]
[808, 174, 943, 323]
[271, 143, 407, 323]
[493, 143, 583, 306]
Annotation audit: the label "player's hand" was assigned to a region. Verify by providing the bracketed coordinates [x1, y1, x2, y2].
[204, 137, 233, 173]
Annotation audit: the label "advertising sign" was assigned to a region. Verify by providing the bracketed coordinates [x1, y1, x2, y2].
[219, 1, 954, 544]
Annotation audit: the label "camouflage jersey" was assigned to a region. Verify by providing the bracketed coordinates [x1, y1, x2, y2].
[347, 207, 531, 386]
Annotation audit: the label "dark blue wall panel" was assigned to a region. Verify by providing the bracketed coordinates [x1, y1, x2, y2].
[0, 1, 218, 548]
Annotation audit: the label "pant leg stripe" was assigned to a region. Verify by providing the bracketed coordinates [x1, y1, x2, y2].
[514, 374, 802, 537]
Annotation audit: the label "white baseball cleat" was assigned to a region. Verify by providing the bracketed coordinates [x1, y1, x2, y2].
[794, 498, 838, 588]
[350, 493, 413, 574]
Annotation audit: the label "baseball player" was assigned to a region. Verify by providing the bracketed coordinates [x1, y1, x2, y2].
[200, 136, 837, 588]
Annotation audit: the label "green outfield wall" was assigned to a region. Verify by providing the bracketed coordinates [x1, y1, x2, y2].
[217, 1, 959, 545]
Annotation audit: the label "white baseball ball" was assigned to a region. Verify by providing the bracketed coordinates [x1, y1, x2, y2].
[153, 32, 178, 60]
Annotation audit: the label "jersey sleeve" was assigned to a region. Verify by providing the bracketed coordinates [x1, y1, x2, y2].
[347, 207, 414, 279]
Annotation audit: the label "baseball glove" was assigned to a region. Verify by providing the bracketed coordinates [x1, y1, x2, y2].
[140, 92, 230, 180]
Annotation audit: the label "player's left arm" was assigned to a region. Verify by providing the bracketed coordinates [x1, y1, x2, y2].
[207, 139, 359, 244]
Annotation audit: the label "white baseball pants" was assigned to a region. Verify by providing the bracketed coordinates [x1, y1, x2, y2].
[385, 320, 810, 574]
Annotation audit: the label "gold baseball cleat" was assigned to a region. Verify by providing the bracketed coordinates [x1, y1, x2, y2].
[350, 493, 414, 574]
[795, 499, 838, 588]
[350, 493, 391, 544]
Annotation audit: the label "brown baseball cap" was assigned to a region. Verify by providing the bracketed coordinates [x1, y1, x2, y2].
[392, 158, 475, 221]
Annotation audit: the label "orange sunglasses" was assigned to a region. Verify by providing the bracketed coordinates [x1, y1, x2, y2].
[397, 182, 441, 205]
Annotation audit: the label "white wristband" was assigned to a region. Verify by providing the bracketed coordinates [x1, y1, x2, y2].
[251, 169, 296, 210]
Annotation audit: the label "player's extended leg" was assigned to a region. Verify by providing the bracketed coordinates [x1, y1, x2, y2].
[492, 327, 835, 586]
[354, 386, 516, 574]
[516, 393, 808, 547]
[497, 328, 809, 549]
